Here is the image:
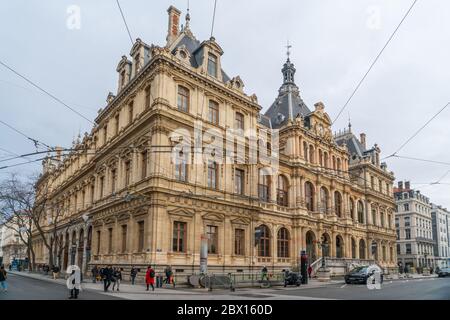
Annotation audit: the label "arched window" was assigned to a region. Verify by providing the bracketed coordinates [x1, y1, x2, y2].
[277, 228, 290, 258]
[277, 175, 288, 207]
[257, 225, 271, 257]
[309, 145, 315, 164]
[357, 201, 364, 223]
[336, 158, 341, 172]
[380, 211, 385, 228]
[359, 239, 366, 259]
[349, 198, 355, 220]
[305, 182, 315, 211]
[320, 187, 329, 214]
[318, 149, 323, 167]
[334, 191, 342, 217]
[258, 169, 270, 202]
[332, 156, 336, 170]
[336, 236, 344, 258]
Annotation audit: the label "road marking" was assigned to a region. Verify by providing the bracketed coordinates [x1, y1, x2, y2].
[340, 284, 347, 288]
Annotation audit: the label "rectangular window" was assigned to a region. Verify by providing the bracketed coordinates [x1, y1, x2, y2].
[235, 112, 244, 130]
[207, 225, 218, 254]
[128, 102, 134, 124]
[234, 229, 245, 256]
[125, 161, 131, 187]
[207, 54, 218, 77]
[111, 169, 117, 193]
[404, 203, 409, 211]
[208, 101, 219, 125]
[175, 152, 187, 182]
[90, 184, 95, 204]
[396, 230, 400, 240]
[137, 221, 145, 252]
[404, 217, 410, 227]
[207, 161, 218, 189]
[177, 86, 189, 112]
[235, 169, 244, 195]
[96, 231, 101, 255]
[173, 221, 186, 252]
[115, 114, 120, 135]
[258, 174, 270, 202]
[144, 87, 151, 109]
[406, 243, 412, 254]
[405, 229, 411, 240]
[108, 228, 113, 254]
[141, 151, 148, 179]
[103, 125, 108, 144]
[135, 53, 140, 74]
[121, 225, 127, 253]
[99, 176, 105, 198]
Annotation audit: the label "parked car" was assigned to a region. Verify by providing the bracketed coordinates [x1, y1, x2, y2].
[437, 268, 450, 277]
[344, 265, 384, 285]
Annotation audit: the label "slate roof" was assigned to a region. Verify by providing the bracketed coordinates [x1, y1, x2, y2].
[264, 58, 312, 129]
[335, 131, 366, 158]
[170, 32, 231, 83]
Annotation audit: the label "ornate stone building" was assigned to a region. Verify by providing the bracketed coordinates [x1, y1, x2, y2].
[32, 6, 397, 276]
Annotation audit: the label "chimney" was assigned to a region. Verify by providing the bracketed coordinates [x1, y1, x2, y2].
[360, 133, 366, 149]
[405, 181, 410, 190]
[166, 6, 181, 46]
[398, 181, 403, 190]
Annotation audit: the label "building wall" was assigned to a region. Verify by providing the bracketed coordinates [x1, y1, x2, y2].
[31, 6, 397, 276]
[431, 204, 450, 268]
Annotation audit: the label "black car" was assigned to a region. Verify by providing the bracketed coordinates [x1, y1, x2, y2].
[437, 268, 450, 277]
[344, 266, 384, 284]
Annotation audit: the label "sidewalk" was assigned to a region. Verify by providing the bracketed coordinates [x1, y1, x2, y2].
[8, 270, 339, 300]
[385, 273, 439, 281]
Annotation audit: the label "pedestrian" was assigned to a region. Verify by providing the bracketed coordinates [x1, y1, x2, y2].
[91, 265, 99, 283]
[67, 266, 81, 299]
[130, 265, 138, 285]
[307, 265, 313, 279]
[112, 268, 122, 291]
[0, 265, 7, 292]
[103, 265, 113, 292]
[8, 264, 12, 271]
[261, 266, 268, 281]
[52, 265, 60, 280]
[164, 265, 173, 286]
[145, 265, 155, 291]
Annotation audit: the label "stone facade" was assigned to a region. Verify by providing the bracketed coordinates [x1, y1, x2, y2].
[394, 181, 436, 271]
[32, 6, 397, 276]
[431, 204, 450, 268]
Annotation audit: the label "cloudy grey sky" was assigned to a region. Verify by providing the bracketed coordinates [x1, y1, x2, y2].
[1, 0, 449, 207]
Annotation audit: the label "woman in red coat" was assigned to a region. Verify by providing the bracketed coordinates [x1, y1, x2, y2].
[145, 265, 155, 291]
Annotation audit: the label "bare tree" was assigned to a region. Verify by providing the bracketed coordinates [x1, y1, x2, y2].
[0, 173, 76, 271]
[0, 173, 38, 271]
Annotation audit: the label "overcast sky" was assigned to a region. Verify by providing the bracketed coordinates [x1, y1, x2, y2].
[1, 0, 449, 207]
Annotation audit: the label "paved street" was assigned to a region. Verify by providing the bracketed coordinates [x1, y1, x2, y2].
[1, 272, 449, 300]
[0, 273, 123, 300]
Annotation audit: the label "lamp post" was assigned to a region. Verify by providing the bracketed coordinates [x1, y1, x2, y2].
[315, 236, 331, 282]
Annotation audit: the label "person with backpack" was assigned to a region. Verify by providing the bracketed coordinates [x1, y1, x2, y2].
[0, 266, 7, 292]
[145, 265, 155, 291]
[130, 266, 138, 285]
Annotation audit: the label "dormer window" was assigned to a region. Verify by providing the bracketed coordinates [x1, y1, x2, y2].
[135, 53, 141, 74]
[207, 54, 218, 78]
[120, 70, 126, 88]
[179, 50, 187, 59]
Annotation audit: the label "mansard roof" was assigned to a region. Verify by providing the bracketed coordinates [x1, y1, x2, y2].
[169, 31, 231, 83]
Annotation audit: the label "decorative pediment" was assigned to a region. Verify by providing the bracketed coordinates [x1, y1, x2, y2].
[202, 212, 225, 222]
[228, 76, 245, 93]
[117, 212, 131, 221]
[168, 207, 195, 218]
[104, 217, 116, 225]
[230, 217, 250, 225]
[174, 45, 192, 65]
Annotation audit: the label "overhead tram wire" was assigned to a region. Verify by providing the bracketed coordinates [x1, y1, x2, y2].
[0, 119, 53, 150]
[332, 0, 419, 125]
[116, 0, 134, 46]
[0, 60, 95, 126]
[383, 102, 450, 160]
